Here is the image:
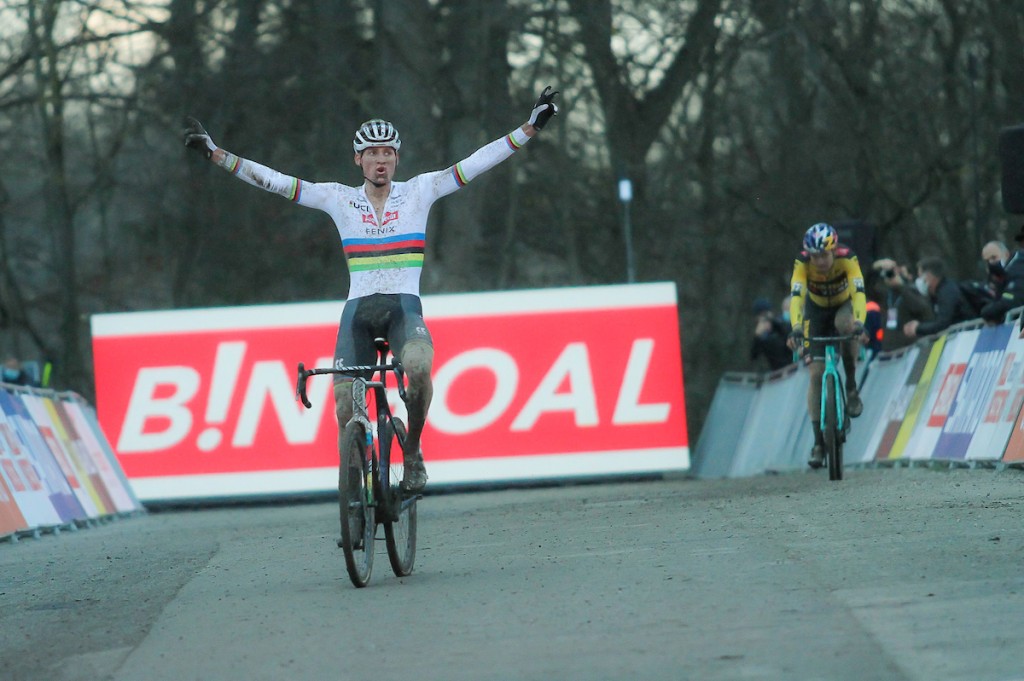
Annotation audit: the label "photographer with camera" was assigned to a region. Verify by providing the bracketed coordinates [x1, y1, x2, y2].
[871, 257, 932, 350]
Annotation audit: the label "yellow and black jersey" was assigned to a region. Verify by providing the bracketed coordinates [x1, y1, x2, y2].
[789, 245, 867, 328]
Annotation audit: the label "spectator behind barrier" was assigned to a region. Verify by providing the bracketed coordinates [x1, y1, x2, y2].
[953, 240, 1005, 318]
[981, 240, 1011, 294]
[750, 297, 793, 371]
[980, 226, 1024, 324]
[871, 257, 933, 351]
[2, 356, 36, 387]
[903, 256, 975, 339]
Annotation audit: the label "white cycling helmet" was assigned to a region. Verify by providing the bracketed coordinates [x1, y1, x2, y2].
[353, 119, 402, 152]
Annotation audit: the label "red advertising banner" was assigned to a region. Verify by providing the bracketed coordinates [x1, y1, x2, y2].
[92, 284, 689, 501]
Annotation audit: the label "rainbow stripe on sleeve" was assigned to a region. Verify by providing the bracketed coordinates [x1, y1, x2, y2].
[287, 177, 302, 202]
[504, 132, 524, 151]
[343, 233, 426, 272]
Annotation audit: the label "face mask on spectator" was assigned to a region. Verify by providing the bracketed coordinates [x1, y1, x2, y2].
[915, 276, 929, 296]
[988, 261, 1006, 276]
[2, 368, 19, 382]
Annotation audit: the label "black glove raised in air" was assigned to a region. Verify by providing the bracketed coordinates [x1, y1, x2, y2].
[183, 116, 217, 158]
[528, 86, 560, 131]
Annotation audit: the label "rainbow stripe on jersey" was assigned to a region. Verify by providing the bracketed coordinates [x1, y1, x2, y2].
[451, 132, 524, 187]
[343, 232, 426, 272]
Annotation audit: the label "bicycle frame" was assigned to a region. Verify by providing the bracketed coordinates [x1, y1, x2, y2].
[296, 347, 413, 519]
[818, 342, 846, 430]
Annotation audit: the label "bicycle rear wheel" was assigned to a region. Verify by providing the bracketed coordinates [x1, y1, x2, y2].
[383, 417, 417, 576]
[339, 421, 375, 587]
[824, 375, 843, 481]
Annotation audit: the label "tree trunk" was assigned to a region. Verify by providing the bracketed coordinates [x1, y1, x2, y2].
[27, 0, 84, 389]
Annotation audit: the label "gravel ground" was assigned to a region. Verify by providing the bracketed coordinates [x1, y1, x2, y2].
[2, 467, 1023, 681]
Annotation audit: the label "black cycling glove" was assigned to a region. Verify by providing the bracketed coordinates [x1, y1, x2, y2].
[183, 116, 217, 158]
[528, 86, 560, 131]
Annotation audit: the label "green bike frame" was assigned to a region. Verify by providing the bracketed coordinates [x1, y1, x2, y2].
[819, 343, 845, 430]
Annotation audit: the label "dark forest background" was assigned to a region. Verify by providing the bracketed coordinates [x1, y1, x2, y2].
[1, 0, 1022, 437]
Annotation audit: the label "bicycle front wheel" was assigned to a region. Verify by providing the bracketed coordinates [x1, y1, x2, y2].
[383, 417, 417, 577]
[824, 375, 843, 481]
[339, 421, 375, 587]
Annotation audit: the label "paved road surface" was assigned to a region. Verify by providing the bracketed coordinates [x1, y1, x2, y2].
[2, 468, 1023, 681]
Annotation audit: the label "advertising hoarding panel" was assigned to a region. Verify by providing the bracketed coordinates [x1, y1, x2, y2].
[92, 284, 689, 501]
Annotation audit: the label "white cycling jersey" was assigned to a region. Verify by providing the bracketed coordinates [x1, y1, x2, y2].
[216, 128, 531, 300]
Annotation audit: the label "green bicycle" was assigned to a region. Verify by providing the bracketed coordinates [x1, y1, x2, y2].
[806, 334, 859, 481]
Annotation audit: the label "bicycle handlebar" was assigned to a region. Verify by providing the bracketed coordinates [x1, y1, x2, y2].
[793, 333, 867, 362]
[295, 361, 407, 409]
[804, 333, 864, 343]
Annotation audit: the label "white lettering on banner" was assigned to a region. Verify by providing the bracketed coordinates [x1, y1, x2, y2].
[197, 342, 247, 451]
[431, 349, 519, 435]
[118, 367, 200, 453]
[232, 359, 332, 447]
[512, 343, 598, 430]
[612, 339, 671, 424]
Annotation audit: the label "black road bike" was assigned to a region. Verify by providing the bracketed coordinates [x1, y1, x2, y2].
[296, 338, 418, 587]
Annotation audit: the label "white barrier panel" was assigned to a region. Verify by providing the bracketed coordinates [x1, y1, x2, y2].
[0, 390, 82, 523]
[0, 400, 30, 534]
[75, 403, 144, 511]
[0, 383, 142, 540]
[882, 338, 945, 461]
[901, 330, 978, 460]
[847, 349, 918, 464]
[21, 394, 106, 518]
[0, 396, 61, 530]
[91, 284, 689, 501]
[692, 374, 759, 478]
[964, 322, 1024, 461]
[962, 323, 1024, 461]
[729, 368, 809, 476]
[934, 325, 1015, 461]
[62, 399, 138, 513]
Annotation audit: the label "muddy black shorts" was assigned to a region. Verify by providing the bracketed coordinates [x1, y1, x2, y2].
[333, 293, 433, 381]
[802, 299, 854, 360]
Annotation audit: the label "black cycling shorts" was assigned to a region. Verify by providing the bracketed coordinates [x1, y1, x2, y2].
[333, 293, 433, 381]
[802, 298, 854, 360]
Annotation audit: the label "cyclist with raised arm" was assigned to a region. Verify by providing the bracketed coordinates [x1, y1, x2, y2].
[786, 223, 868, 469]
[183, 87, 560, 492]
